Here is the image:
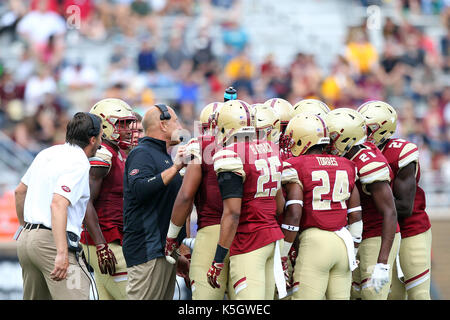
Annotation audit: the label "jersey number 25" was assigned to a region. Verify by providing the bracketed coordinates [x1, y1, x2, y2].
[255, 156, 281, 198]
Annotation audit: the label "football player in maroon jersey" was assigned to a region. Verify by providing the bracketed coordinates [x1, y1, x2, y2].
[281, 113, 362, 299]
[164, 102, 237, 300]
[81, 98, 137, 300]
[359, 101, 432, 300]
[277, 98, 332, 297]
[326, 108, 400, 300]
[206, 99, 286, 300]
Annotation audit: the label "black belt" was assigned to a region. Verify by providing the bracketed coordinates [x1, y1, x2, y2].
[24, 223, 51, 231]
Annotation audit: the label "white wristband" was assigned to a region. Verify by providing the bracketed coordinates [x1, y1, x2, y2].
[285, 200, 303, 208]
[347, 206, 362, 214]
[167, 221, 182, 239]
[281, 224, 299, 232]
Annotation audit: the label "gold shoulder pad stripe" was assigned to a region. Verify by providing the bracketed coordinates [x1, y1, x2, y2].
[213, 149, 246, 181]
[398, 143, 419, 169]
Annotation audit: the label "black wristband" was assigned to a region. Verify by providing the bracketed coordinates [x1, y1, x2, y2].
[213, 244, 229, 264]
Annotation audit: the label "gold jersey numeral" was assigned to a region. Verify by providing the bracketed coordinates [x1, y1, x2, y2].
[312, 170, 350, 211]
[255, 156, 282, 198]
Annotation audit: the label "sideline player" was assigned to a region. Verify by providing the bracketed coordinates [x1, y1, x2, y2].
[281, 113, 361, 299]
[81, 98, 137, 300]
[359, 101, 432, 300]
[164, 102, 237, 300]
[325, 108, 400, 300]
[206, 99, 286, 300]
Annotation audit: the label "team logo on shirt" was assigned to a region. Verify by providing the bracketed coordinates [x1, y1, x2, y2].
[130, 169, 139, 176]
[61, 186, 71, 193]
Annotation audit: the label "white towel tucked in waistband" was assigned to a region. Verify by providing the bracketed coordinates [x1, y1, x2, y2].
[274, 240, 287, 299]
[334, 227, 358, 271]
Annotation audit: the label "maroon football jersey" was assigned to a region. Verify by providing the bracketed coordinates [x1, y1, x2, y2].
[213, 140, 284, 256]
[283, 154, 357, 231]
[277, 147, 292, 225]
[381, 138, 431, 238]
[191, 135, 223, 230]
[349, 142, 400, 239]
[81, 142, 126, 245]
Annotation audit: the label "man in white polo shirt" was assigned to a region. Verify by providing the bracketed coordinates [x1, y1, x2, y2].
[14, 112, 103, 300]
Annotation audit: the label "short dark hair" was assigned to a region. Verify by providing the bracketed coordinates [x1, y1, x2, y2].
[66, 112, 101, 148]
[132, 111, 142, 122]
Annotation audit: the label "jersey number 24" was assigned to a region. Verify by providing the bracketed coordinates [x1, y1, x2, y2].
[311, 170, 350, 210]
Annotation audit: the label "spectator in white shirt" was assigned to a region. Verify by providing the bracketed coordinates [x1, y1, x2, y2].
[17, 0, 66, 59]
[24, 64, 58, 116]
[61, 62, 99, 111]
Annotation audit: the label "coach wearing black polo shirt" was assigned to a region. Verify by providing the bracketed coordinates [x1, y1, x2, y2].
[123, 104, 189, 300]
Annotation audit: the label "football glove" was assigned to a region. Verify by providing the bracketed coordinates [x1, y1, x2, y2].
[164, 237, 179, 265]
[281, 256, 289, 282]
[206, 261, 224, 289]
[288, 245, 297, 267]
[370, 263, 390, 293]
[96, 243, 117, 275]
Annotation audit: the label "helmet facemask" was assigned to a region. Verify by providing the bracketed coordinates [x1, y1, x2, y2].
[107, 116, 138, 150]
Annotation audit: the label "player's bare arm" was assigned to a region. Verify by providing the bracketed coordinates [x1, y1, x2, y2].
[207, 169, 243, 289]
[170, 162, 201, 227]
[83, 166, 108, 245]
[393, 162, 417, 219]
[165, 162, 201, 264]
[281, 183, 303, 244]
[366, 181, 397, 264]
[347, 186, 362, 247]
[206, 196, 242, 289]
[218, 197, 242, 249]
[83, 166, 119, 275]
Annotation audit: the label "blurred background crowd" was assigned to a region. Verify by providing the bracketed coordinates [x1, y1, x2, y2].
[0, 0, 450, 300]
[0, 0, 449, 197]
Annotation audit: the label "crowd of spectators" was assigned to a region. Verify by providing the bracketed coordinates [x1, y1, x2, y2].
[0, 0, 449, 187]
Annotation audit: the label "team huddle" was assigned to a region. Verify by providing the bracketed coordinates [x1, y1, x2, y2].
[84, 96, 431, 300]
[163, 97, 432, 300]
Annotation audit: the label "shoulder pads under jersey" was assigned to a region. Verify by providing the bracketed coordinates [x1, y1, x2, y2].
[213, 148, 246, 182]
[89, 145, 112, 172]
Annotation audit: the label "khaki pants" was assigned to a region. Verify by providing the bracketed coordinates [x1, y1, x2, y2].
[189, 225, 235, 300]
[229, 242, 277, 300]
[126, 257, 176, 300]
[16, 226, 90, 300]
[292, 228, 351, 300]
[388, 228, 432, 300]
[351, 232, 401, 300]
[82, 241, 128, 300]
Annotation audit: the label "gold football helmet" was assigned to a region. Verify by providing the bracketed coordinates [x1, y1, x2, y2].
[325, 108, 367, 156]
[199, 102, 223, 135]
[293, 99, 331, 117]
[252, 103, 281, 143]
[357, 100, 397, 146]
[285, 113, 330, 156]
[263, 98, 294, 133]
[90, 98, 137, 149]
[214, 99, 255, 145]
